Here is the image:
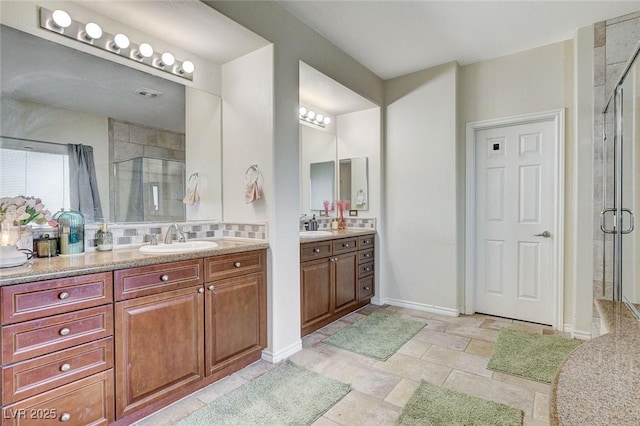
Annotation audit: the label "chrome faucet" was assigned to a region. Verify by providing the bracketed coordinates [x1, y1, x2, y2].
[164, 224, 185, 244]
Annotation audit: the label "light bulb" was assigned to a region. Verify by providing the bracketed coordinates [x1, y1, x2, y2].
[160, 52, 175, 67]
[137, 43, 154, 59]
[299, 107, 307, 116]
[51, 10, 72, 29]
[84, 23, 102, 40]
[181, 60, 195, 74]
[323, 116, 331, 125]
[307, 110, 316, 120]
[113, 33, 130, 50]
[316, 114, 324, 123]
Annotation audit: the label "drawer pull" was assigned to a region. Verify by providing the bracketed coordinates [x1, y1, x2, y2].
[363, 240, 370, 244]
[198, 288, 205, 293]
[343, 243, 349, 248]
[234, 261, 241, 268]
[364, 286, 370, 291]
[364, 267, 371, 272]
[60, 363, 71, 372]
[365, 253, 371, 258]
[313, 248, 320, 253]
[161, 274, 169, 282]
[60, 413, 71, 422]
[58, 291, 70, 300]
[59, 328, 71, 336]
[208, 285, 214, 291]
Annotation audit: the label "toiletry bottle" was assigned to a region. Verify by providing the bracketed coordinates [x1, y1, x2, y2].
[331, 219, 339, 230]
[96, 223, 113, 251]
[309, 214, 319, 231]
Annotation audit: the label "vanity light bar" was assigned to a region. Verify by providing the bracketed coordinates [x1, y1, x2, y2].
[299, 106, 331, 128]
[39, 7, 195, 81]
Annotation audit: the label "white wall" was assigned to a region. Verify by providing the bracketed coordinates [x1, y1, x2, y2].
[337, 107, 381, 218]
[383, 62, 460, 314]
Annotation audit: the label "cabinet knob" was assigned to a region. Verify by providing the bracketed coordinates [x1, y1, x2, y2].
[208, 285, 214, 291]
[58, 291, 70, 300]
[59, 328, 71, 336]
[343, 243, 349, 248]
[313, 248, 320, 253]
[365, 267, 371, 272]
[364, 240, 370, 244]
[365, 253, 371, 258]
[234, 261, 241, 268]
[161, 274, 169, 282]
[198, 288, 205, 293]
[364, 286, 370, 291]
[60, 363, 71, 372]
[60, 413, 71, 422]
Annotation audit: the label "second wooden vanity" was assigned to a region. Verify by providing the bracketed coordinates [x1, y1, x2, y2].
[300, 231, 375, 336]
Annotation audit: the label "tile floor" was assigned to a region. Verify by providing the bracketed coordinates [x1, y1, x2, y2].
[136, 304, 559, 425]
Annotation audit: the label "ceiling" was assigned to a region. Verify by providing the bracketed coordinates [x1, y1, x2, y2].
[281, 1, 640, 80]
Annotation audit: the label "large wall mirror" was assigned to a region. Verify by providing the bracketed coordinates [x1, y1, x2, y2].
[0, 24, 222, 223]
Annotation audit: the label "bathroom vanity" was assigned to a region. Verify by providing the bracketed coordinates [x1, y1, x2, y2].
[300, 230, 375, 336]
[0, 240, 267, 425]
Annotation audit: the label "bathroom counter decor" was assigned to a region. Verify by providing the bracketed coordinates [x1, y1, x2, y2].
[0, 238, 268, 286]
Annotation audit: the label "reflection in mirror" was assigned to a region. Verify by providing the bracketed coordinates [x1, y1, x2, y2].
[300, 125, 336, 214]
[339, 157, 368, 210]
[0, 24, 222, 223]
[310, 161, 335, 211]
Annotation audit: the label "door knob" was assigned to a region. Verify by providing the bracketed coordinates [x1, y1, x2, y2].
[534, 231, 551, 238]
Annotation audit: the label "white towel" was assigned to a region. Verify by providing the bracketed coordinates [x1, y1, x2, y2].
[245, 181, 262, 204]
[183, 174, 200, 205]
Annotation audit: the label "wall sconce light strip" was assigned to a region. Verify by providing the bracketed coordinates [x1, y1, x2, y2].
[299, 106, 331, 128]
[39, 7, 194, 81]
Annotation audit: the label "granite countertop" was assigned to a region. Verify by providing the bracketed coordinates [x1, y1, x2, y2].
[0, 238, 269, 286]
[550, 300, 640, 425]
[299, 228, 375, 243]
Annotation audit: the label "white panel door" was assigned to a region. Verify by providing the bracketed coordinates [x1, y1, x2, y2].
[475, 120, 556, 325]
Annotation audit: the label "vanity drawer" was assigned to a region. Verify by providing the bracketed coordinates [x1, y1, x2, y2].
[205, 250, 265, 281]
[358, 276, 374, 301]
[2, 369, 114, 426]
[358, 261, 374, 278]
[114, 259, 203, 300]
[332, 238, 358, 255]
[1, 305, 113, 364]
[2, 337, 113, 404]
[358, 235, 375, 249]
[1, 273, 113, 325]
[300, 241, 332, 262]
[358, 249, 374, 264]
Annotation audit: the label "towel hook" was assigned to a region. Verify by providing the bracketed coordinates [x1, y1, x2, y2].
[244, 164, 261, 184]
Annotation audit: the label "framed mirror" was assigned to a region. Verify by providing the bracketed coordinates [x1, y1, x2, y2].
[309, 161, 335, 211]
[300, 124, 336, 214]
[0, 24, 222, 223]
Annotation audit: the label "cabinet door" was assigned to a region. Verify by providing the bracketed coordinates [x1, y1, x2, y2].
[115, 286, 204, 419]
[334, 252, 358, 314]
[300, 258, 333, 333]
[205, 273, 266, 376]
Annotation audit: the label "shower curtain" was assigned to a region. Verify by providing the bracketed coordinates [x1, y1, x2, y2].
[68, 144, 104, 223]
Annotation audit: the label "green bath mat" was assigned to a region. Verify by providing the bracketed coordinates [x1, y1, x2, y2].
[177, 361, 349, 425]
[323, 312, 425, 360]
[396, 380, 523, 426]
[487, 328, 582, 383]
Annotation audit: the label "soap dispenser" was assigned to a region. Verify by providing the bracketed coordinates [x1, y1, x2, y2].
[96, 223, 113, 251]
[309, 214, 319, 231]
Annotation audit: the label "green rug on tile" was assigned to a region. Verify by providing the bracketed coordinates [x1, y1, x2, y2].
[176, 361, 349, 426]
[396, 380, 523, 426]
[487, 328, 583, 384]
[323, 312, 425, 361]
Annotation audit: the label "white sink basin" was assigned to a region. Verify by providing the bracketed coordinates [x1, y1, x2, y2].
[139, 241, 219, 254]
[299, 230, 332, 237]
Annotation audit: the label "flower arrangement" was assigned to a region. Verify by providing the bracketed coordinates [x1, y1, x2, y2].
[335, 200, 351, 230]
[323, 200, 331, 217]
[0, 196, 57, 226]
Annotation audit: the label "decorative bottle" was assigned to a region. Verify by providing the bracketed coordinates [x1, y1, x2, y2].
[96, 223, 113, 251]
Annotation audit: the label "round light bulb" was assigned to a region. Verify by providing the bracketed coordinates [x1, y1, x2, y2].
[307, 110, 316, 120]
[299, 107, 307, 116]
[52, 10, 72, 29]
[138, 43, 154, 58]
[323, 116, 331, 125]
[113, 33, 130, 49]
[316, 114, 324, 123]
[84, 22, 103, 40]
[181, 60, 195, 74]
[160, 52, 175, 67]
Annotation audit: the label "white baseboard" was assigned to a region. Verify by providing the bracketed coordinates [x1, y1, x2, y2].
[563, 324, 592, 340]
[382, 298, 460, 317]
[261, 339, 302, 363]
[370, 296, 384, 306]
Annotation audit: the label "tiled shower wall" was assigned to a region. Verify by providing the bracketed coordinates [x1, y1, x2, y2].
[593, 12, 640, 303]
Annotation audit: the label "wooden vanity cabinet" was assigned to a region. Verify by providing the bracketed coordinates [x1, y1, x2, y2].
[301, 234, 375, 336]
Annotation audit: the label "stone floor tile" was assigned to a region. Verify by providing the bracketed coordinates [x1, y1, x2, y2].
[430, 313, 486, 327]
[422, 317, 452, 332]
[413, 328, 471, 351]
[533, 392, 551, 422]
[465, 338, 494, 357]
[324, 391, 401, 426]
[480, 318, 513, 330]
[397, 339, 431, 358]
[384, 378, 421, 407]
[421, 345, 492, 378]
[192, 373, 248, 404]
[491, 371, 551, 395]
[319, 319, 353, 335]
[510, 321, 547, 334]
[445, 324, 499, 342]
[317, 359, 370, 384]
[232, 359, 279, 381]
[524, 417, 551, 426]
[342, 312, 367, 323]
[398, 314, 430, 324]
[373, 352, 451, 384]
[288, 347, 334, 373]
[313, 341, 379, 367]
[393, 307, 432, 319]
[302, 332, 327, 348]
[351, 368, 402, 399]
[444, 370, 535, 416]
[311, 416, 343, 426]
[134, 394, 205, 425]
